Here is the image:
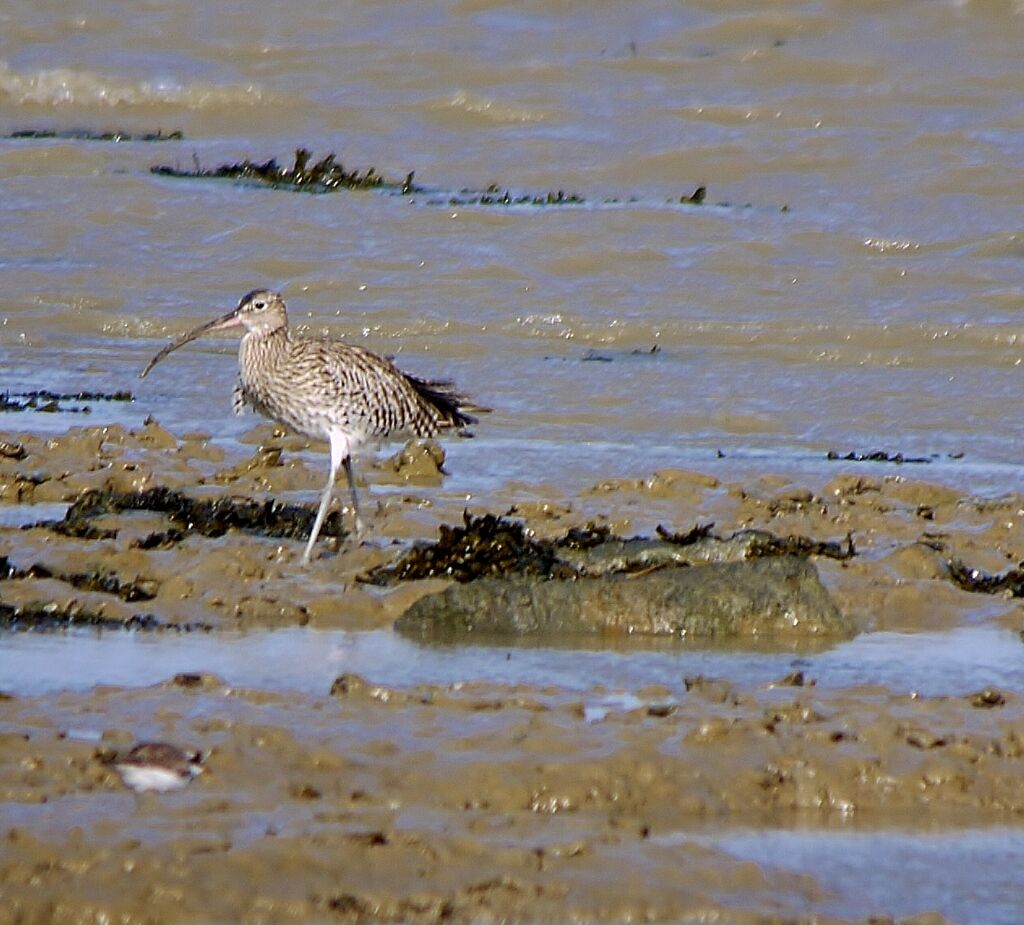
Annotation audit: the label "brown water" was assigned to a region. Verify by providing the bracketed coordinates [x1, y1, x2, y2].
[1, 0, 1023, 498]
[2, 3, 1024, 922]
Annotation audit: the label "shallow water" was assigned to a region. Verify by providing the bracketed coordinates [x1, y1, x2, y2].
[680, 829, 1024, 925]
[1, 625, 1019, 700]
[1, 0, 1023, 500]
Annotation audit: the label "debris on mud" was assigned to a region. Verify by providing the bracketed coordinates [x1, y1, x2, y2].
[38, 486, 343, 543]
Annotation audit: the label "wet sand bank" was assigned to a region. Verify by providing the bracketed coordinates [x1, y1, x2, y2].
[1, 420, 1023, 635]
[3, 667, 1024, 924]
[1, 420, 1024, 923]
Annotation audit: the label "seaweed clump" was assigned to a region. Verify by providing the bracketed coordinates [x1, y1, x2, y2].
[655, 522, 716, 546]
[438, 183, 585, 208]
[1, 555, 158, 603]
[150, 147, 717, 211]
[42, 486, 343, 543]
[152, 148, 419, 196]
[0, 597, 208, 632]
[947, 560, 1024, 597]
[0, 600, 167, 632]
[826, 449, 934, 465]
[744, 531, 856, 562]
[367, 513, 576, 584]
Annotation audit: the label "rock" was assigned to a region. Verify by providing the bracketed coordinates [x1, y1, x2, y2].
[376, 439, 446, 484]
[395, 556, 851, 640]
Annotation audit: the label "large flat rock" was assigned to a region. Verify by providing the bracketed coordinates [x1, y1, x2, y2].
[395, 555, 851, 639]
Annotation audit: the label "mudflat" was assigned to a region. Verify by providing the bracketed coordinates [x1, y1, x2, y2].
[1, 421, 1022, 924]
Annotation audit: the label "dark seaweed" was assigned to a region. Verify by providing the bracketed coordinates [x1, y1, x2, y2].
[151, 148, 720, 210]
[826, 450, 934, 465]
[152, 148, 415, 195]
[368, 516, 856, 586]
[556, 523, 612, 550]
[7, 129, 182, 142]
[0, 600, 208, 633]
[38, 486, 344, 542]
[0, 555, 157, 603]
[745, 532, 857, 562]
[655, 522, 716, 547]
[62, 570, 158, 603]
[365, 512, 575, 585]
[0, 390, 133, 414]
[131, 528, 186, 550]
[947, 559, 1024, 597]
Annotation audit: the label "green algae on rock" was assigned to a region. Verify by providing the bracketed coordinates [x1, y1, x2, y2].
[396, 555, 850, 639]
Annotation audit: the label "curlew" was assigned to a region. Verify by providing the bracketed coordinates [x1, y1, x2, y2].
[140, 289, 481, 562]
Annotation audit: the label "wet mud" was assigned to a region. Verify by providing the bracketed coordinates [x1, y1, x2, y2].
[2, 671, 1023, 924]
[2, 421, 1024, 922]
[2, 419, 1023, 634]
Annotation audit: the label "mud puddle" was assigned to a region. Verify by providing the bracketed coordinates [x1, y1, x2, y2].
[2, 625, 1020, 699]
[676, 828, 1024, 925]
[0, 502, 68, 527]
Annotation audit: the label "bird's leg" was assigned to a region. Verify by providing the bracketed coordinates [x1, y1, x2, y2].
[302, 431, 349, 563]
[342, 455, 365, 538]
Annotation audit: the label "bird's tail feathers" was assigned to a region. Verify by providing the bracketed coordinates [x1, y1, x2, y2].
[406, 374, 488, 429]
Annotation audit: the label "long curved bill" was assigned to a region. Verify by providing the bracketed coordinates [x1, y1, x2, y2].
[139, 309, 243, 379]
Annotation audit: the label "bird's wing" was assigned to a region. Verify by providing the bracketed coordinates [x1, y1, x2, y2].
[290, 340, 431, 436]
[232, 381, 249, 416]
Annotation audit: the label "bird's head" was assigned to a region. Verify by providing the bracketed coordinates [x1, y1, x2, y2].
[217, 289, 289, 337]
[139, 288, 289, 379]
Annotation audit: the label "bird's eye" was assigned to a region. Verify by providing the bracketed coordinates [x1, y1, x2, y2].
[254, 300, 267, 311]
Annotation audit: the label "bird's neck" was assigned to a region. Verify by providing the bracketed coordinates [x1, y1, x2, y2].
[239, 326, 290, 383]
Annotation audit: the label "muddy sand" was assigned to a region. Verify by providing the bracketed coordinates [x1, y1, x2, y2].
[1, 420, 1023, 924]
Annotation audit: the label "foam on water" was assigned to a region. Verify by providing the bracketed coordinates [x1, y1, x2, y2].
[0, 60, 266, 109]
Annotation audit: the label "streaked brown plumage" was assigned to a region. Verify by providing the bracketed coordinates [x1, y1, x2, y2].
[141, 289, 481, 561]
